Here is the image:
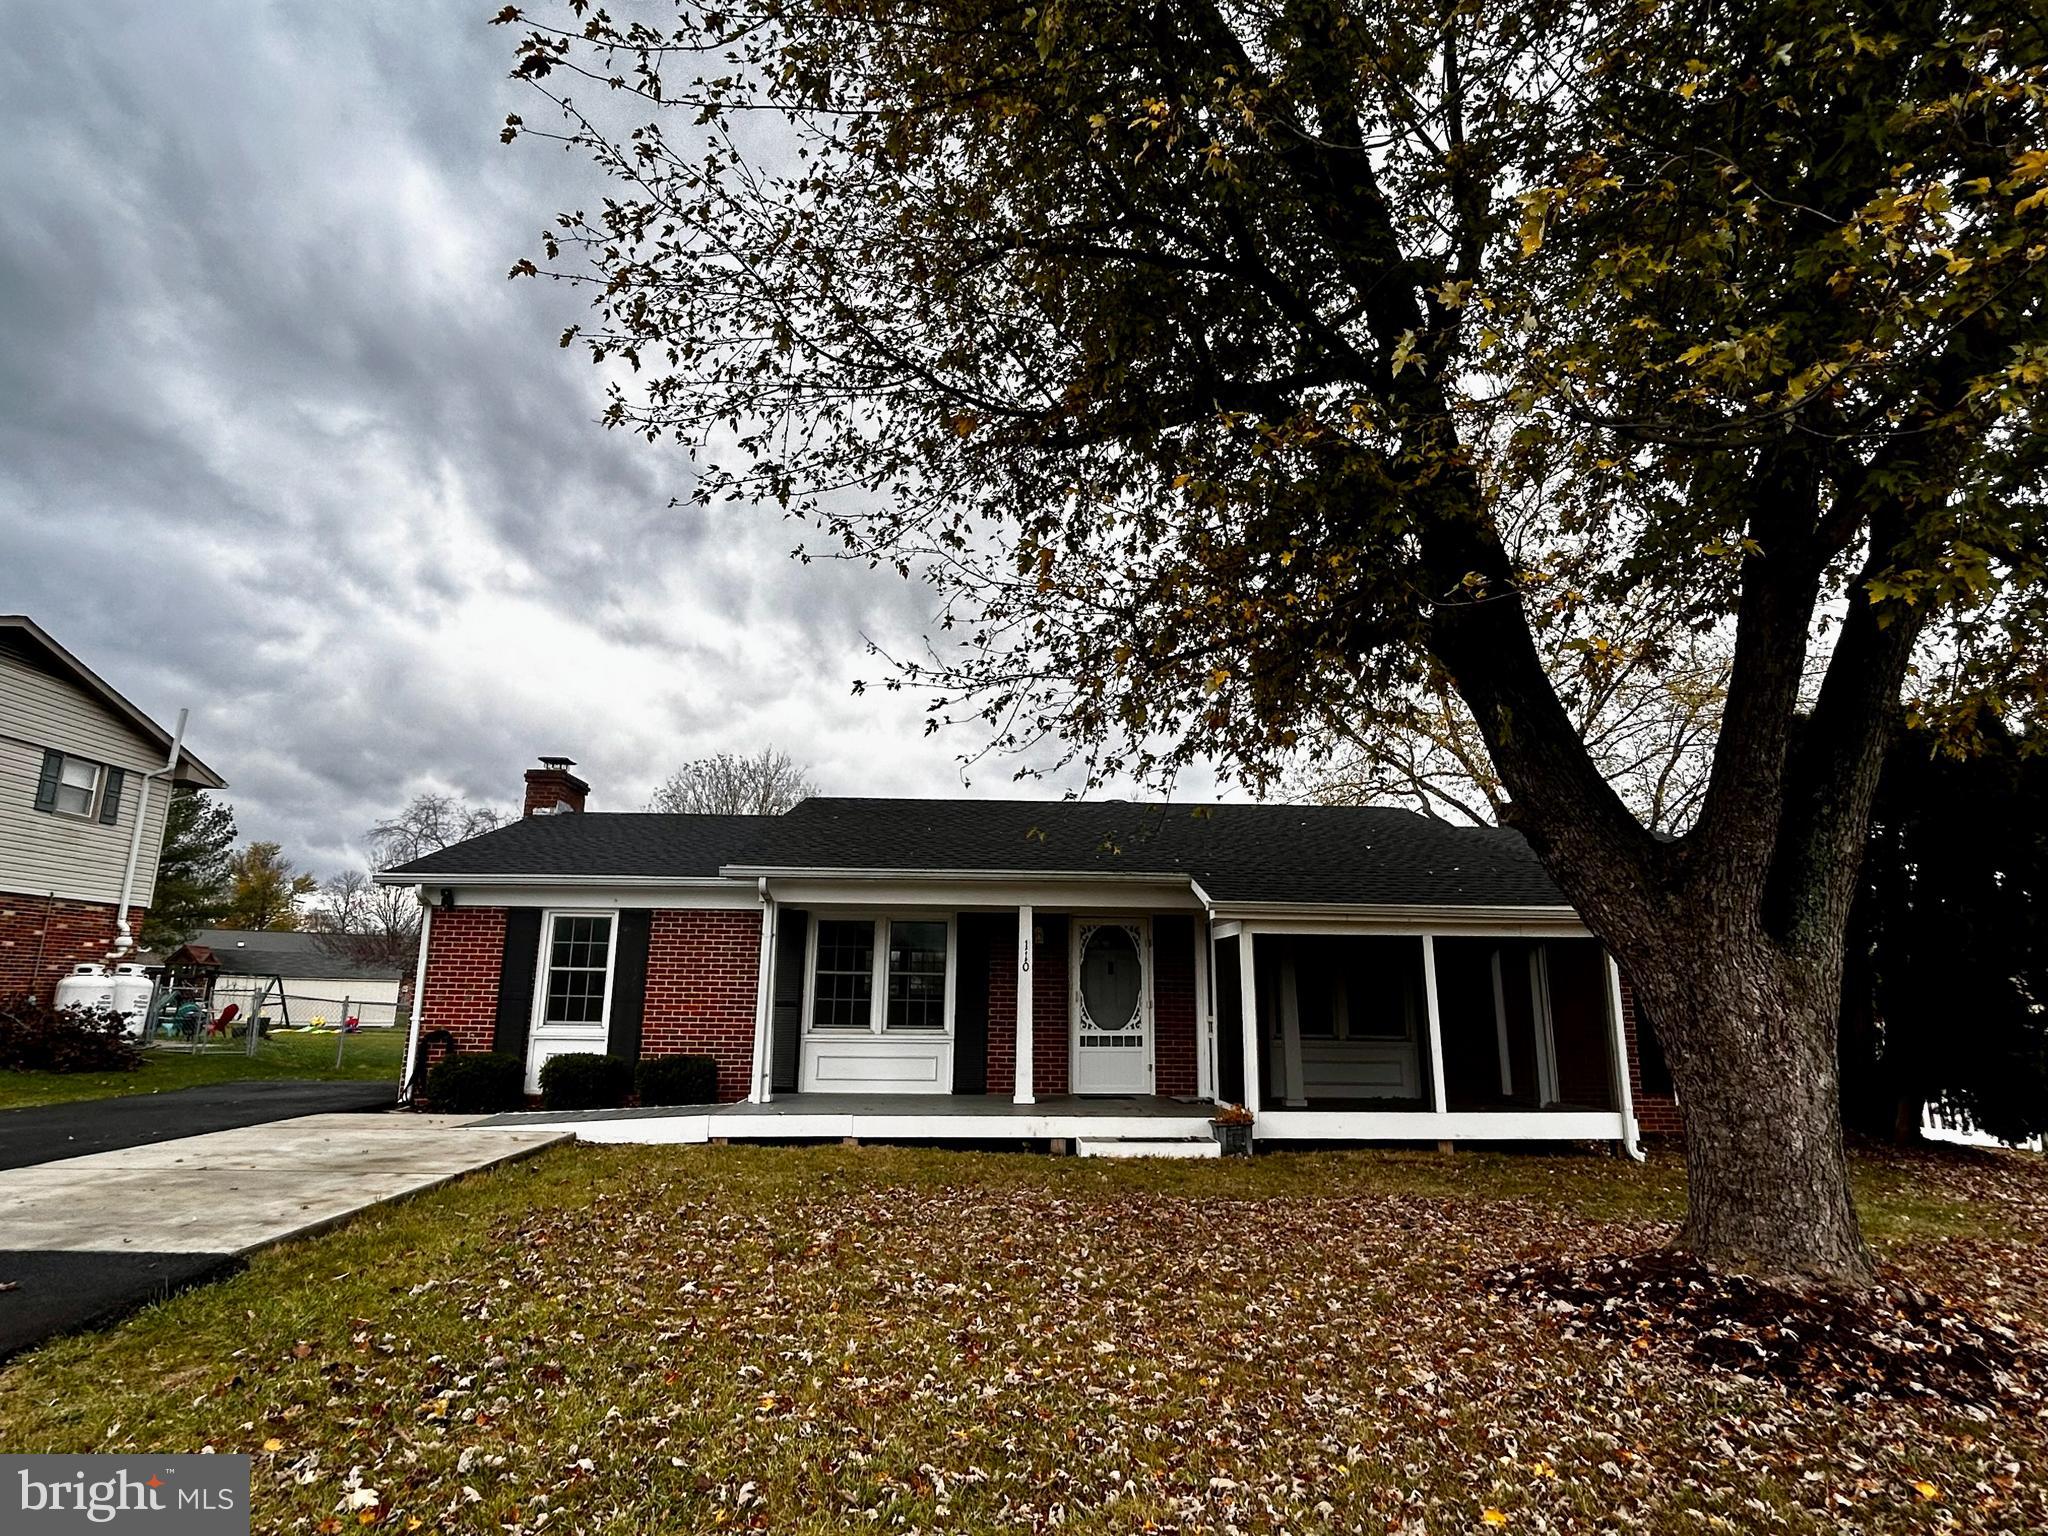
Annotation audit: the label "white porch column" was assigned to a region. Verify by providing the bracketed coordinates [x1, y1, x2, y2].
[1421, 934, 1449, 1115]
[1014, 905, 1035, 1105]
[1237, 928, 1261, 1111]
[1278, 953, 1307, 1107]
[1605, 952, 1644, 1159]
[1193, 913, 1215, 1102]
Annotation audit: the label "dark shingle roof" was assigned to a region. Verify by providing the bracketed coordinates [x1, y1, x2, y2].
[384, 799, 1565, 909]
[193, 928, 403, 982]
[384, 813, 775, 881]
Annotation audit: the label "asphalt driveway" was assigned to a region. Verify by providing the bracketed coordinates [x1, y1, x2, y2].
[0, 1079, 396, 1172]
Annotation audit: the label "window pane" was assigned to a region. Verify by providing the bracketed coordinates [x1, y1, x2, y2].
[885, 920, 948, 1031]
[52, 755, 98, 816]
[1078, 925, 1142, 1033]
[812, 919, 875, 1030]
[541, 914, 612, 1026]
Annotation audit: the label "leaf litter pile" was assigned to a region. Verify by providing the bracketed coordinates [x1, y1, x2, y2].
[2, 1143, 2045, 1534]
[1489, 1250, 2044, 1408]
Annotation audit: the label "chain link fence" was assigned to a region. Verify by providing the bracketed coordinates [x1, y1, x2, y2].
[139, 974, 403, 1069]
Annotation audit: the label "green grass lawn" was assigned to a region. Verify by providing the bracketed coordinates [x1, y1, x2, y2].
[1, 1140, 2042, 1534]
[0, 1026, 406, 1111]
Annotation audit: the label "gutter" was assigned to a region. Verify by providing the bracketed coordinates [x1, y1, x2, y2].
[749, 878, 778, 1102]
[399, 889, 434, 1103]
[110, 707, 187, 961]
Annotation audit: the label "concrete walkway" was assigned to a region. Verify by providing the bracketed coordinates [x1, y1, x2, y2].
[0, 1112, 568, 1357]
[0, 1079, 397, 1172]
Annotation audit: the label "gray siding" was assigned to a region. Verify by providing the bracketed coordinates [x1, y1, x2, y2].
[0, 652, 173, 907]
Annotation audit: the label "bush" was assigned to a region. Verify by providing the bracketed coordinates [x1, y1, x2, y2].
[538, 1052, 634, 1111]
[636, 1054, 720, 1106]
[0, 996, 143, 1074]
[424, 1052, 527, 1114]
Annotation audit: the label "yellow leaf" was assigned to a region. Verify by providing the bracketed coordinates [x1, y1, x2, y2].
[1482, 1511, 1509, 1527]
[262, 1438, 284, 1453]
[1912, 1481, 1940, 1501]
[1204, 667, 1231, 694]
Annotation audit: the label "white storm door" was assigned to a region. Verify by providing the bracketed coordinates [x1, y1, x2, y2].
[1071, 920, 1151, 1094]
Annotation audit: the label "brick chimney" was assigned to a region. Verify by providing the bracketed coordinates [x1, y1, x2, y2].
[523, 756, 589, 817]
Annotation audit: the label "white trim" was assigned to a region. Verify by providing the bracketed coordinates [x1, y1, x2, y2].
[761, 877, 1198, 912]
[1068, 916, 1154, 1095]
[1225, 909, 1589, 936]
[524, 909, 622, 1094]
[1605, 953, 1645, 1160]
[1015, 905, 1035, 1105]
[1421, 934, 1448, 1114]
[1254, 1109, 1629, 1142]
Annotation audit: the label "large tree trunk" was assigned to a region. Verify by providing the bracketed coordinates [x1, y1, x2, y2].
[1623, 932, 1877, 1292]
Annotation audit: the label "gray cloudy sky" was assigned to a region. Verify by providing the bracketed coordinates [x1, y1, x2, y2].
[0, 1, 1215, 876]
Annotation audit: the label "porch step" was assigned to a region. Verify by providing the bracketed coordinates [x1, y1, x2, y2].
[1073, 1135, 1221, 1160]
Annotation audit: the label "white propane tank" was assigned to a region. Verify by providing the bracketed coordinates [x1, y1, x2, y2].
[53, 965, 114, 1016]
[110, 965, 154, 1036]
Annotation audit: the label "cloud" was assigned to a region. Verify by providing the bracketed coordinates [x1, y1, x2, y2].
[6, 0, 1202, 878]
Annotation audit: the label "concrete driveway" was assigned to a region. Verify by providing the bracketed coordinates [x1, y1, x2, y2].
[0, 1112, 567, 1358]
[0, 1079, 398, 1171]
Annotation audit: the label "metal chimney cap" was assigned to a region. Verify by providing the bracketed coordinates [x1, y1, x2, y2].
[537, 755, 577, 770]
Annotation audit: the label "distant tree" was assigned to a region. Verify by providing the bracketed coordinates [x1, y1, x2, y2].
[648, 748, 817, 816]
[304, 869, 425, 975]
[141, 789, 237, 950]
[1296, 605, 1729, 833]
[221, 842, 316, 932]
[1841, 727, 2048, 1147]
[368, 792, 505, 868]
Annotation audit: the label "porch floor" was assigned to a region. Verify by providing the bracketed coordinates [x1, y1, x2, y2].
[476, 1093, 1219, 1145]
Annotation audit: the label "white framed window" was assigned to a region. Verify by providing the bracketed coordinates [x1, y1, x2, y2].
[47, 752, 105, 819]
[805, 914, 955, 1036]
[533, 911, 618, 1032]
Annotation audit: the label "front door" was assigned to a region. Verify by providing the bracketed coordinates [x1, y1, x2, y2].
[1071, 920, 1151, 1094]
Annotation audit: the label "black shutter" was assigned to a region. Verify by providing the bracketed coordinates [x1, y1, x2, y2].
[1215, 935, 1244, 1106]
[98, 767, 125, 825]
[770, 909, 808, 1092]
[493, 908, 544, 1059]
[607, 909, 652, 1061]
[33, 749, 61, 812]
[951, 914, 995, 1094]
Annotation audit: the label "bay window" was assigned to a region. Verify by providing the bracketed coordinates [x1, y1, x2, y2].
[807, 915, 954, 1035]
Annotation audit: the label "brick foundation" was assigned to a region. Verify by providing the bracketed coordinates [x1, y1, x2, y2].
[0, 892, 148, 1005]
[642, 909, 761, 1102]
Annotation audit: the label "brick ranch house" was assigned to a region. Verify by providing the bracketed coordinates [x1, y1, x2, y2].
[0, 616, 223, 1003]
[383, 760, 1679, 1152]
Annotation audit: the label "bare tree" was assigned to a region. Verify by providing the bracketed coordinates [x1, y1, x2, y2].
[368, 792, 506, 868]
[304, 869, 423, 973]
[1296, 612, 1731, 835]
[647, 748, 818, 816]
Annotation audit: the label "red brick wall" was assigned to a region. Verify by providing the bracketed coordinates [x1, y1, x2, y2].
[642, 908, 762, 1102]
[0, 892, 147, 1005]
[1618, 972, 1683, 1136]
[987, 925, 1018, 1095]
[1152, 914, 1198, 1097]
[418, 906, 507, 1052]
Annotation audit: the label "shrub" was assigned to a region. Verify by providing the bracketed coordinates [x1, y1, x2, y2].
[0, 995, 143, 1074]
[636, 1054, 720, 1106]
[424, 1052, 527, 1114]
[538, 1052, 634, 1111]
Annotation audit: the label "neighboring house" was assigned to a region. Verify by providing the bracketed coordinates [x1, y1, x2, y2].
[0, 616, 224, 1004]
[186, 927, 405, 1029]
[380, 759, 1680, 1151]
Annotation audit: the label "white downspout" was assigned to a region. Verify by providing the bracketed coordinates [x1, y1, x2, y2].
[1605, 952, 1646, 1161]
[399, 889, 435, 1103]
[110, 707, 187, 961]
[1189, 879, 1217, 1103]
[750, 877, 778, 1102]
